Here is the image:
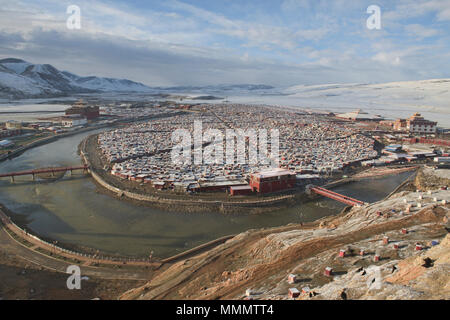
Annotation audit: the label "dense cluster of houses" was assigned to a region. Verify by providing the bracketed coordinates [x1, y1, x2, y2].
[100, 103, 176, 120]
[97, 104, 379, 193]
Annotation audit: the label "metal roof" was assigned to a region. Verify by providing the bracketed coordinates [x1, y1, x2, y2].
[252, 168, 296, 179]
[230, 185, 252, 190]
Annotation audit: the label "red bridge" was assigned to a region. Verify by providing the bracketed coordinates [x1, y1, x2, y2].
[310, 185, 366, 207]
[0, 165, 89, 182]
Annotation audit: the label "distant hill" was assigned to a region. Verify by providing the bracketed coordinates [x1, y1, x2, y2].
[281, 79, 450, 118]
[0, 57, 275, 100]
[0, 58, 152, 99]
[156, 84, 275, 92]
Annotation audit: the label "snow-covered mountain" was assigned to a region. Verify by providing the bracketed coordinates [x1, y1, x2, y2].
[2, 58, 449, 126]
[0, 58, 153, 99]
[61, 71, 151, 92]
[0, 58, 277, 100]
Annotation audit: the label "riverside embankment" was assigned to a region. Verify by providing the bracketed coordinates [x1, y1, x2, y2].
[0, 110, 186, 163]
[0, 124, 111, 163]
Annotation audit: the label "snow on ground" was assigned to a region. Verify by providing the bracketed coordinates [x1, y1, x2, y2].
[0, 72, 56, 95]
[1, 58, 449, 127]
[281, 79, 450, 127]
[178, 79, 450, 128]
[1, 61, 32, 74]
[0, 58, 154, 98]
[74, 77, 151, 92]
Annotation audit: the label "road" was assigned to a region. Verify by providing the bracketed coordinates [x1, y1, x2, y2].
[0, 225, 156, 281]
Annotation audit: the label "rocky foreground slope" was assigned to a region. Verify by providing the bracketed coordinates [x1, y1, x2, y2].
[121, 172, 449, 300]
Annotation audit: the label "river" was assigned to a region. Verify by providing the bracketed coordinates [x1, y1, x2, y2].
[0, 129, 413, 258]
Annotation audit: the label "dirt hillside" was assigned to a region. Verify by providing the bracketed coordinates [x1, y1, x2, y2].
[121, 180, 450, 300]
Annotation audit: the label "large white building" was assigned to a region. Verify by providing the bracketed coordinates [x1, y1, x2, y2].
[336, 109, 383, 121]
[61, 116, 87, 127]
[394, 113, 437, 134]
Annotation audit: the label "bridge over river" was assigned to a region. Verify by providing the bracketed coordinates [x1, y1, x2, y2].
[308, 185, 366, 207]
[0, 165, 89, 182]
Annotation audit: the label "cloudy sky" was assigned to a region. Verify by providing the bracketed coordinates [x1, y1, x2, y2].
[0, 0, 449, 86]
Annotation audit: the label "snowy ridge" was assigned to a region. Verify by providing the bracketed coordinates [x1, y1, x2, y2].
[73, 76, 150, 92]
[0, 58, 153, 99]
[0, 58, 278, 100]
[281, 80, 450, 116]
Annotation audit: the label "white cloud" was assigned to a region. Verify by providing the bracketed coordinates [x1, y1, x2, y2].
[405, 24, 439, 39]
[384, 0, 450, 22]
[372, 52, 401, 66]
[281, 0, 311, 12]
[0, 0, 449, 87]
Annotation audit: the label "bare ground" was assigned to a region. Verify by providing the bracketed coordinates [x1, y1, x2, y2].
[0, 249, 146, 300]
[120, 184, 450, 300]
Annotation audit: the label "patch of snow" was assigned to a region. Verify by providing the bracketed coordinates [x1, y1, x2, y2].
[0, 72, 57, 95]
[2, 62, 32, 74]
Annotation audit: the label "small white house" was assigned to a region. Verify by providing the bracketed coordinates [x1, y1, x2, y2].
[0, 139, 14, 148]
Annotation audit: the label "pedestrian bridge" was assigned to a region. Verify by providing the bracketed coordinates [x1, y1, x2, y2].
[308, 185, 366, 207]
[0, 165, 89, 182]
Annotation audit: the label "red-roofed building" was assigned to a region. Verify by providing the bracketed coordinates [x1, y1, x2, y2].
[249, 168, 296, 193]
[65, 99, 100, 120]
[229, 185, 253, 196]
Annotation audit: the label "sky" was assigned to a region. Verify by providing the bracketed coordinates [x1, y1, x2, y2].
[0, 0, 450, 87]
